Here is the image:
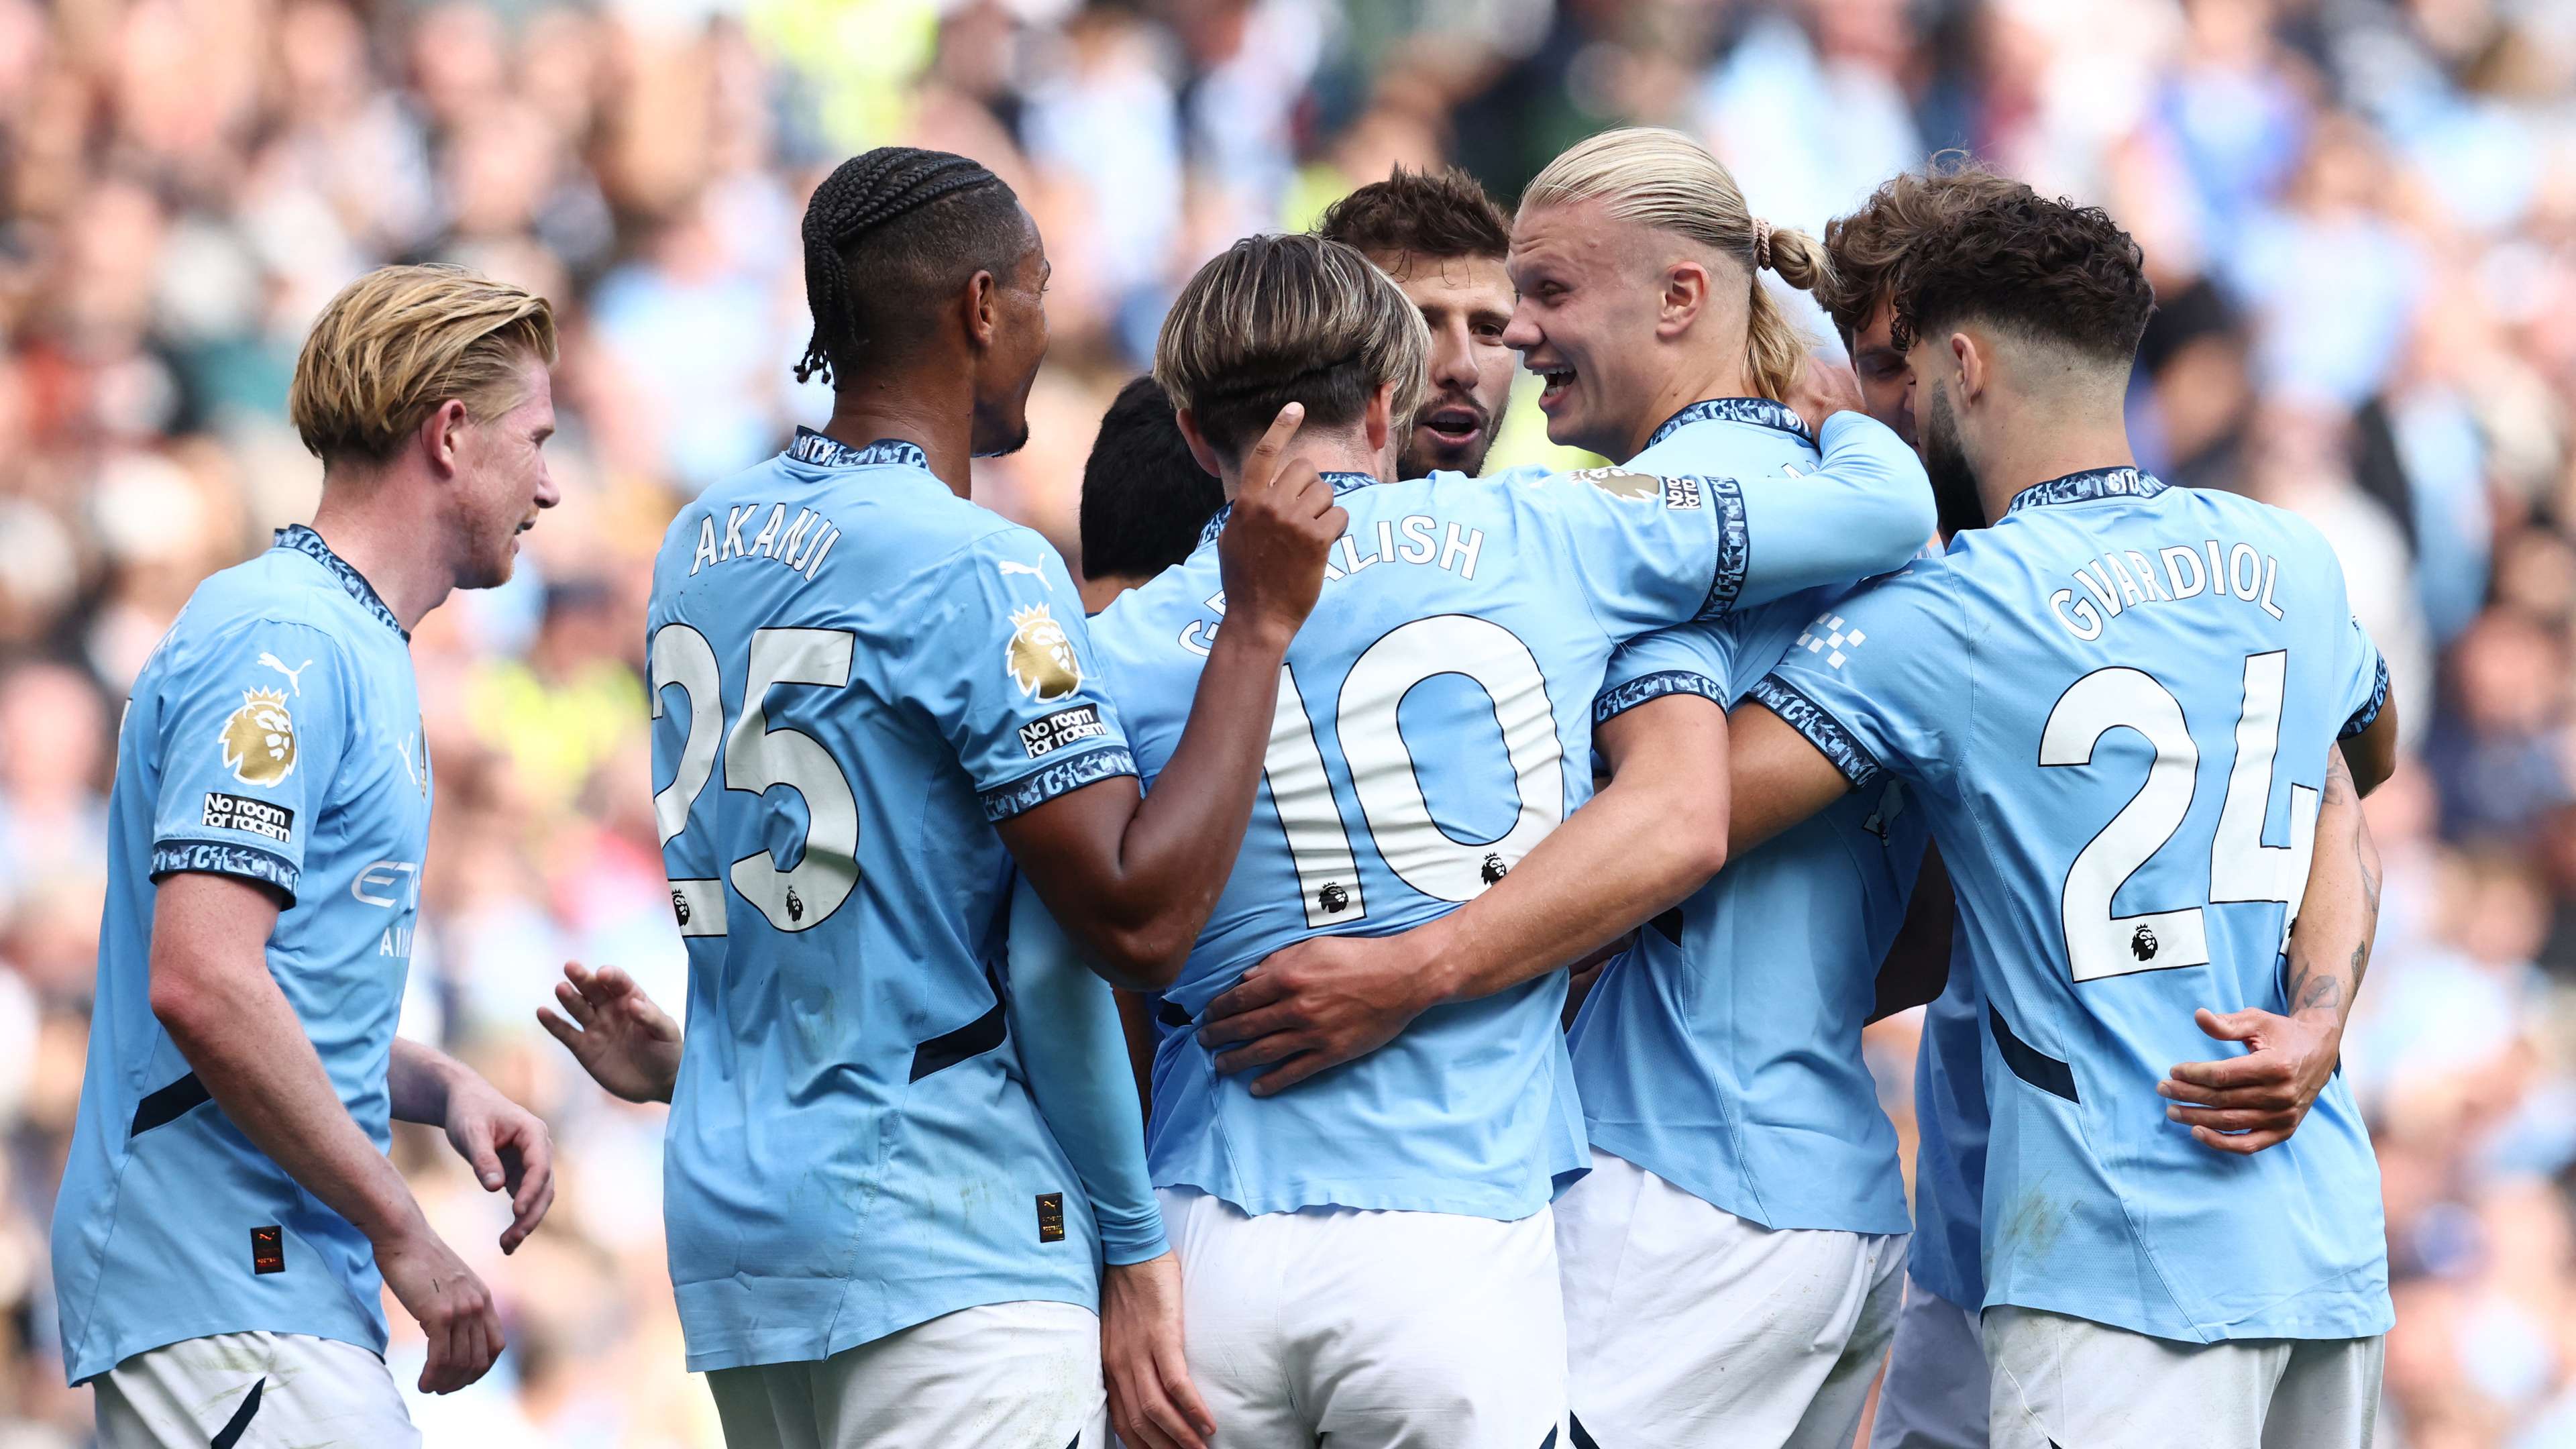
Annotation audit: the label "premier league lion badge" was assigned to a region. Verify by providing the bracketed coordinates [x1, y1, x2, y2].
[219, 687, 298, 786]
[1006, 604, 1081, 702]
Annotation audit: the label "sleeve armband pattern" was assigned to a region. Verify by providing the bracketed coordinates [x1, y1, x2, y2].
[1699, 474, 1750, 619]
[150, 840, 300, 900]
[2339, 654, 2390, 741]
[980, 747, 1140, 823]
[1593, 669, 1725, 725]
[1746, 675, 1883, 789]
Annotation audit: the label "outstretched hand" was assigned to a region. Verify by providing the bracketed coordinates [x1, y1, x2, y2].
[537, 961, 682, 1105]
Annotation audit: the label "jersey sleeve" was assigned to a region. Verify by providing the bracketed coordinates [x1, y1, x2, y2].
[1731, 411, 1937, 611]
[2334, 614, 2390, 740]
[146, 619, 353, 904]
[1744, 563, 1964, 790]
[908, 529, 1140, 823]
[1594, 619, 1737, 727]
[1006, 876, 1169, 1266]
[1529, 411, 1933, 641]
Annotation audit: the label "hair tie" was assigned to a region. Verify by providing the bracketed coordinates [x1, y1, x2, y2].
[1751, 218, 1774, 272]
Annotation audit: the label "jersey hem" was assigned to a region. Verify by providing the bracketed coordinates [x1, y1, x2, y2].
[1981, 1275, 2396, 1345]
[1592, 669, 1725, 726]
[64, 1312, 390, 1388]
[149, 839, 300, 901]
[1578, 1130, 1913, 1236]
[678, 1279, 1099, 1374]
[1148, 1175, 1556, 1223]
[978, 746, 1139, 822]
[1747, 675, 1883, 788]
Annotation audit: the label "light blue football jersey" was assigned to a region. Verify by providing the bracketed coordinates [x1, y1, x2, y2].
[1091, 411, 1933, 1222]
[1756, 466, 2394, 1342]
[647, 431, 1138, 1372]
[54, 526, 432, 1385]
[1904, 939, 1989, 1309]
[1568, 400, 1921, 1236]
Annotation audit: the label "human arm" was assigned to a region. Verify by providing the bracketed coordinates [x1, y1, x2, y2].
[148, 873, 501, 1393]
[1727, 411, 1935, 612]
[999, 405, 1345, 988]
[1197, 689, 1729, 1094]
[536, 961, 682, 1104]
[1005, 881, 1210, 1448]
[1870, 839, 1955, 1022]
[388, 1038, 555, 1253]
[2340, 696, 2397, 796]
[2157, 749, 2381, 1154]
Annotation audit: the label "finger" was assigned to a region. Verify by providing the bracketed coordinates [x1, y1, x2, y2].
[2162, 1053, 2277, 1091]
[1250, 1051, 1334, 1096]
[2157, 1075, 2295, 1111]
[427, 1307, 462, 1394]
[535, 1006, 584, 1050]
[1158, 1337, 1218, 1442]
[1210, 1033, 1309, 1075]
[1238, 402, 1306, 494]
[2165, 1104, 2292, 1133]
[2192, 1124, 2290, 1155]
[1197, 1003, 1301, 1049]
[553, 979, 600, 1029]
[1134, 1377, 1197, 1449]
[2194, 1006, 2270, 1042]
[1201, 973, 1288, 1026]
[506, 1131, 555, 1251]
[1313, 502, 1350, 539]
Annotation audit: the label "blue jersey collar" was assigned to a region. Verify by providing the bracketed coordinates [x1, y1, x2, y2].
[786, 427, 930, 472]
[1196, 470, 1379, 549]
[273, 525, 408, 641]
[1643, 397, 1812, 453]
[2002, 465, 2167, 517]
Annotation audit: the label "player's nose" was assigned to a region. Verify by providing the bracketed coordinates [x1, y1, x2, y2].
[1501, 302, 1543, 354]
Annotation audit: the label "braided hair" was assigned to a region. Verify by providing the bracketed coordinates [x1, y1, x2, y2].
[795, 148, 1024, 388]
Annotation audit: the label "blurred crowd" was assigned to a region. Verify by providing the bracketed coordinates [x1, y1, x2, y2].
[0, 0, 2571, 1444]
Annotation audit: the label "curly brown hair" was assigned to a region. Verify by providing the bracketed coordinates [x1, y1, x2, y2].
[1315, 165, 1511, 276]
[1815, 158, 2029, 347]
[1889, 188, 2157, 365]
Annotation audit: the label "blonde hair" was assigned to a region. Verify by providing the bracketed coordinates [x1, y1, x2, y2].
[289, 264, 558, 466]
[1155, 233, 1429, 458]
[1520, 127, 1832, 402]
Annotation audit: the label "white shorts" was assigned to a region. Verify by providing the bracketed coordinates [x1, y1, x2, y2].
[1868, 1274, 1990, 1449]
[706, 1300, 1106, 1449]
[1556, 1148, 1905, 1449]
[92, 1330, 417, 1449]
[1159, 1186, 1568, 1448]
[1984, 1305, 2383, 1449]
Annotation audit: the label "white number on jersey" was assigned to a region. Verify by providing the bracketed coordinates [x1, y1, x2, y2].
[1265, 614, 1564, 927]
[2042, 651, 2308, 983]
[651, 623, 861, 934]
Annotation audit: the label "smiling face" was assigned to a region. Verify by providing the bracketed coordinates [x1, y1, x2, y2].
[445, 352, 558, 589]
[1371, 250, 1516, 478]
[1503, 198, 1670, 460]
[970, 207, 1051, 458]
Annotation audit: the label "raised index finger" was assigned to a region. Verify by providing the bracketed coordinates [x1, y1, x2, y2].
[1236, 402, 1305, 497]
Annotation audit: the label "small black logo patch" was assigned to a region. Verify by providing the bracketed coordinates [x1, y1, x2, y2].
[672, 890, 690, 925]
[1481, 852, 1509, 885]
[1018, 704, 1111, 759]
[2131, 924, 2158, 961]
[786, 885, 805, 922]
[1036, 1192, 1065, 1244]
[1318, 882, 1348, 914]
[250, 1225, 284, 1275]
[202, 792, 294, 843]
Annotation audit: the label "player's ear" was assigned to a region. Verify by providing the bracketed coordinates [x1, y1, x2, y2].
[1363, 380, 1396, 455]
[1657, 260, 1710, 337]
[963, 269, 1000, 352]
[1173, 408, 1228, 485]
[419, 397, 469, 479]
[1952, 331, 1984, 407]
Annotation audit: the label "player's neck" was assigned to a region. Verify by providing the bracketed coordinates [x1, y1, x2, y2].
[816, 389, 975, 498]
[1218, 434, 1385, 499]
[1620, 351, 1758, 460]
[1973, 405, 2137, 521]
[308, 476, 453, 633]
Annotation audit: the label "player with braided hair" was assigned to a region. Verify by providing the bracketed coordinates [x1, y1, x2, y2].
[562, 147, 1346, 1449]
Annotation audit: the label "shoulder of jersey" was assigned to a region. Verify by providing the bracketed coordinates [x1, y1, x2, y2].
[182, 546, 353, 638]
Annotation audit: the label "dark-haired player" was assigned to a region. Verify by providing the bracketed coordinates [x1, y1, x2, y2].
[1729, 189, 2397, 1448]
[1079, 376, 1223, 610]
[627, 148, 1343, 1449]
[1316, 166, 1517, 478]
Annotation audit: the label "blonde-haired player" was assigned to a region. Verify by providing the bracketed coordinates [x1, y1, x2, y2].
[54, 264, 563, 1447]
